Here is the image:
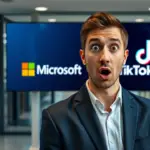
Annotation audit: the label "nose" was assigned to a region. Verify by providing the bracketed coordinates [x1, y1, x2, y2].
[99, 47, 110, 64]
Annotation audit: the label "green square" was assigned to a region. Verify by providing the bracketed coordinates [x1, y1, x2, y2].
[28, 62, 35, 69]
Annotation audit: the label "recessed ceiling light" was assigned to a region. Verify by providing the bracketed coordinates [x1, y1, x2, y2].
[35, 7, 48, 11]
[148, 7, 150, 11]
[48, 19, 56, 22]
[135, 18, 144, 22]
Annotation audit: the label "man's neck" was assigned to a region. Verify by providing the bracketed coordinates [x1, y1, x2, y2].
[88, 79, 120, 111]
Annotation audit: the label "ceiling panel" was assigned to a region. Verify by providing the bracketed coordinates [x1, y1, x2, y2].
[0, 0, 150, 14]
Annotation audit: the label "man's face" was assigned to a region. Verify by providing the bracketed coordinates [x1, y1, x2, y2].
[80, 27, 129, 89]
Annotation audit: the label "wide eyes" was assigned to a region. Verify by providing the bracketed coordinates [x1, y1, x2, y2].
[90, 43, 119, 52]
[91, 44, 100, 52]
[109, 44, 119, 52]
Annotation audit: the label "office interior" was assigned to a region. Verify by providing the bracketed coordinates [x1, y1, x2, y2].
[0, 0, 150, 150]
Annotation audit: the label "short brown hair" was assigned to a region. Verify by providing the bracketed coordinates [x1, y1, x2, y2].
[80, 12, 128, 50]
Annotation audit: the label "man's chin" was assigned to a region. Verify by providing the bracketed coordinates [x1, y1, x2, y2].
[95, 80, 115, 89]
[89, 76, 119, 90]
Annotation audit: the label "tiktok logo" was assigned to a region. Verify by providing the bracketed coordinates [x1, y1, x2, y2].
[135, 40, 150, 65]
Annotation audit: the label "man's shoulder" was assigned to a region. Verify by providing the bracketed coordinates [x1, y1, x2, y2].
[128, 90, 150, 107]
[44, 91, 78, 118]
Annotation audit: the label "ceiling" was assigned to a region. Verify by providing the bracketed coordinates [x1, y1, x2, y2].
[1, 0, 150, 22]
[0, 0, 150, 14]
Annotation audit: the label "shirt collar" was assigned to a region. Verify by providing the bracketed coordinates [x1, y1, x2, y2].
[86, 80, 122, 112]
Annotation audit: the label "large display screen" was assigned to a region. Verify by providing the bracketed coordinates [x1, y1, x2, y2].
[6, 23, 150, 91]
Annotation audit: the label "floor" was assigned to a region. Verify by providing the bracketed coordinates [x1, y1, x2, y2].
[0, 136, 31, 150]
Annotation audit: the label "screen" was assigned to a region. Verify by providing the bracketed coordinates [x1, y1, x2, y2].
[6, 23, 150, 91]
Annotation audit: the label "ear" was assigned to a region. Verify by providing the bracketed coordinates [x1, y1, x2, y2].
[80, 49, 86, 65]
[123, 49, 129, 65]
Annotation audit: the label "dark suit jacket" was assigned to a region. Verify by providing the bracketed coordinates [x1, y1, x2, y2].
[40, 84, 150, 150]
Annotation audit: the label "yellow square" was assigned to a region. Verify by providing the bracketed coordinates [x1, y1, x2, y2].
[29, 70, 35, 76]
[22, 70, 28, 76]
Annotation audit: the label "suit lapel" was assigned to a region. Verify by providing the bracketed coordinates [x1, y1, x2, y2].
[74, 85, 107, 150]
[122, 88, 139, 150]
[74, 85, 139, 150]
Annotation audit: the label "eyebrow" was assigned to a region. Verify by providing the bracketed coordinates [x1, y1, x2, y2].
[88, 38, 121, 44]
[88, 38, 100, 44]
[108, 38, 121, 44]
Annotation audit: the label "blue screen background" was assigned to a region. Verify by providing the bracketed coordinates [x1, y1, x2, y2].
[6, 23, 150, 91]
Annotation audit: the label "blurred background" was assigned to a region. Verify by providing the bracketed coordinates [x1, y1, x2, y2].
[0, 0, 150, 150]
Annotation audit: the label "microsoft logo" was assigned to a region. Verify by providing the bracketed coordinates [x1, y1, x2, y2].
[21, 62, 82, 76]
[22, 62, 35, 77]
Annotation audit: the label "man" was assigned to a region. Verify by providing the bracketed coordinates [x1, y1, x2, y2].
[40, 12, 150, 150]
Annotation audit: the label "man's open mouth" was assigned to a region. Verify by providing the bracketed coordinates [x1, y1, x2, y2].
[99, 68, 111, 76]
